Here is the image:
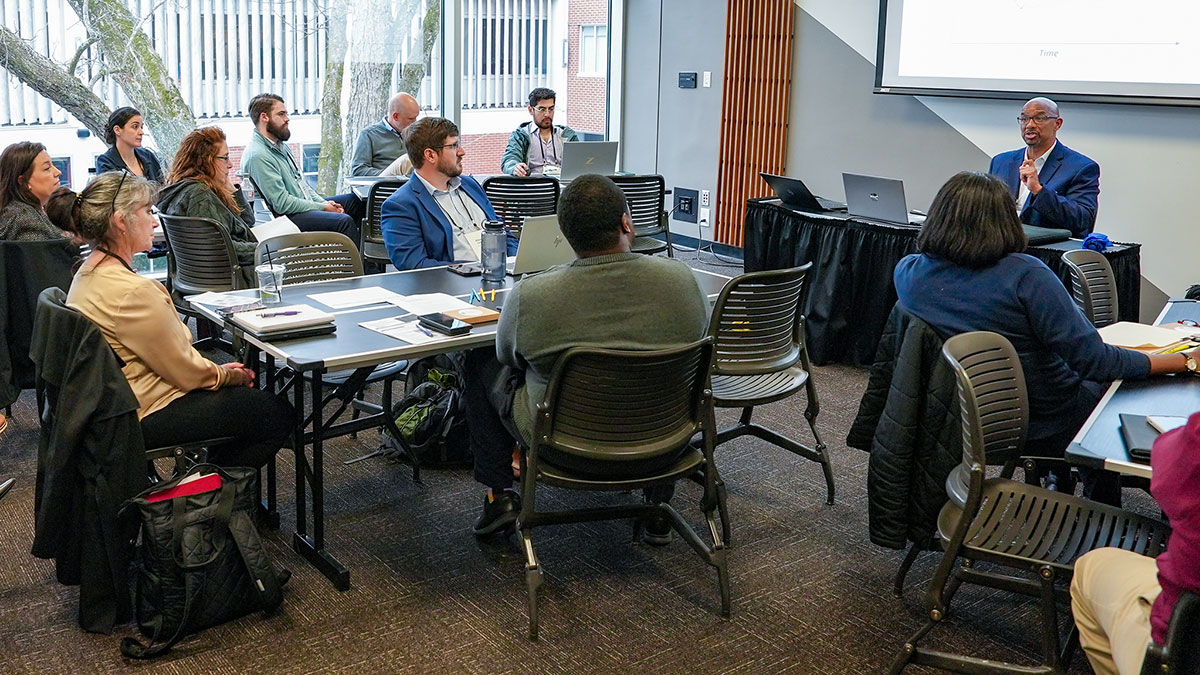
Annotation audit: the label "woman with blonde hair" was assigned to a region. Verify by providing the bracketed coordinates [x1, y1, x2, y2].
[45, 171, 291, 468]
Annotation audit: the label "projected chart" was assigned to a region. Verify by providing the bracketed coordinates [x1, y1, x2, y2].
[896, 0, 1200, 85]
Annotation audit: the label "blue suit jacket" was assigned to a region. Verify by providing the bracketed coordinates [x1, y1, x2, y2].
[988, 142, 1100, 238]
[380, 174, 516, 270]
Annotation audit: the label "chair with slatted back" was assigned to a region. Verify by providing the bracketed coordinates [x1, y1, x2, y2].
[481, 176, 559, 239]
[707, 264, 833, 525]
[242, 174, 280, 218]
[362, 178, 408, 266]
[517, 338, 728, 639]
[610, 174, 673, 257]
[253, 232, 406, 454]
[890, 331, 1172, 675]
[1062, 249, 1118, 328]
[157, 214, 246, 352]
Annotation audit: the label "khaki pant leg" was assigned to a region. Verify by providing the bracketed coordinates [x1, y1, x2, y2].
[1070, 547, 1161, 675]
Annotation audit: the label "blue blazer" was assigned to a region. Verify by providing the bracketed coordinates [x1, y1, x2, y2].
[988, 142, 1100, 238]
[380, 174, 516, 270]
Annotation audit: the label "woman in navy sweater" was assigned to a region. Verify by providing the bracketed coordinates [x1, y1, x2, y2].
[895, 171, 1190, 462]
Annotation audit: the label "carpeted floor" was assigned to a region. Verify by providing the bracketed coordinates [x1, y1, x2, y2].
[0, 250, 1107, 673]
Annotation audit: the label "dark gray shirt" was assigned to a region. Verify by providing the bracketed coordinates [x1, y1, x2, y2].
[350, 119, 407, 176]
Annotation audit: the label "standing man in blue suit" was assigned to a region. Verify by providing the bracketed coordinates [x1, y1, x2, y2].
[988, 97, 1100, 238]
[380, 117, 518, 270]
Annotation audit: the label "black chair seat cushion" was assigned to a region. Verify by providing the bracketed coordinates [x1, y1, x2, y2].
[937, 477, 1170, 571]
[711, 367, 810, 407]
[536, 446, 704, 489]
[632, 236, 667, 253]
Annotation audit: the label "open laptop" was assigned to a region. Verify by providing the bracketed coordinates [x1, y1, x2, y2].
[559, 141, 619, 182]
[508, 214, 577, 276]
[760, 173, 846, 212]
[842, 172, 926, 227]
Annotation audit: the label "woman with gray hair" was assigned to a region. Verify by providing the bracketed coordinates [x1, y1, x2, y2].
[45, 171, 292, 468]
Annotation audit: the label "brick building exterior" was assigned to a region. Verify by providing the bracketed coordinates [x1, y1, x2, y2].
[566, 0, 609, 136]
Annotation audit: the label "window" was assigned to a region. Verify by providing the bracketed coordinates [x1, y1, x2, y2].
[301, 144, 320, 190]
[578, 25, 607, 78]
[51, 157, 71, 187]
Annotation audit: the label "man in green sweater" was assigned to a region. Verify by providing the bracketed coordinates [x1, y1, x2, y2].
[500, 87, 579, 177]
[240, 93, 364, 243]
[463, 174, 709, 539]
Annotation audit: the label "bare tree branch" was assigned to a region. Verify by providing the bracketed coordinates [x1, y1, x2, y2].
[67, 36, 98, 76]
[0, 26, 110, 139]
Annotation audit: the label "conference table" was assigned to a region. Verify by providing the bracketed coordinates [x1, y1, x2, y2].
[192, 265, 733, 589]
[1067, 299, 1200, 479]
[742, 198, 1143, 366]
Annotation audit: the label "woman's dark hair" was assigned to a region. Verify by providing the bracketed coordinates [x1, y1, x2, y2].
[0, 141, 47, 212]
[104, 107, 142, 146]
[557, 174, 629, 254]
[46, 171, 156, 248]
[916, 171, 1027, 268]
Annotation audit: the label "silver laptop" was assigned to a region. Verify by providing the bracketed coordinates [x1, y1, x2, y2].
[559, 141, 618, 182]
[508, 214, 576, 276]
[842, 172, 925, 226]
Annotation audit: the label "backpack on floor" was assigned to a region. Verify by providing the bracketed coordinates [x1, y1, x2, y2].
[384, 354, 472, 469]
[120, 464, 285, 659]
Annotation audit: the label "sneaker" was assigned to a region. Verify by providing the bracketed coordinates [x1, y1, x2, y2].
[472, 489, 520, 536]
[642, 511, 672, 547]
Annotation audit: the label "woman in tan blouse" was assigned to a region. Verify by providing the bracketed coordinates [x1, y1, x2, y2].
[46, 171, 292, 468]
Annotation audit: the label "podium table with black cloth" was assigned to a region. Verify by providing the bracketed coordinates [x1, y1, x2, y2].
[742, 198, 1142, 366]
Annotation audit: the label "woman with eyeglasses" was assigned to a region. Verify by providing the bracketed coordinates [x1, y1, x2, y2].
[894, 171, 1194, 501]
[0, 141, 69, 241]
[157, 127, 257, 286]
[94, 107, 165, 184]
[45, 171, 292, 469]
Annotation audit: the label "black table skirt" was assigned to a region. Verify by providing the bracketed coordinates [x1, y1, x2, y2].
[743, 199, 1142, 366]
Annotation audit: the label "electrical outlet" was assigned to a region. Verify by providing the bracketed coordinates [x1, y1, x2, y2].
[703, 71, 711, 88]
[700, 207, 711, 227]
[674, 188, 699, 224]
[701, 190, 710, 207]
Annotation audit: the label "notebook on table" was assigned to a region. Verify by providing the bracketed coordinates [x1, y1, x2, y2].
[230, 304, 336, 339]
[1022, 225, 1072, 245]
[1118, 414, 1187, 464]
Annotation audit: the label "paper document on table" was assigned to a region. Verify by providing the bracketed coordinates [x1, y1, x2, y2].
[250, 215, 301, 243]
[359, 317, 440, 344]
[1098, 322, 1189, 350]
[388, 293, 474, 315]
[309, 287, 405, 309]
[185, 291, 256, 308]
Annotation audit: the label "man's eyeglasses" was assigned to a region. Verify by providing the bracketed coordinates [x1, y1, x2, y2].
[434, 142, 461, 151]
[533, 106, 555, 114]
[110, 170, 128, 215]
[1017, 114, 1059, 125]
[216, 155, 230, 162]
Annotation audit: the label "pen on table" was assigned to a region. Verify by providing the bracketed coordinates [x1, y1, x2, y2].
[259, 310, 300, 318]
[415, 324, 434, 337]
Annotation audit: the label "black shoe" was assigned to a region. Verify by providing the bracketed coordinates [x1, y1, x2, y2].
[642, 511, 672, 547]
[473, 490, 520, 536]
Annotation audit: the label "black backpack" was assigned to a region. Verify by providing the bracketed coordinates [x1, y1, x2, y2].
[383, 354, 472, 475]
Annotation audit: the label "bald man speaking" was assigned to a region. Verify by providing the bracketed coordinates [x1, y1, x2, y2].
[349, 92, 421, 176]
[988, 97, 1100, 238]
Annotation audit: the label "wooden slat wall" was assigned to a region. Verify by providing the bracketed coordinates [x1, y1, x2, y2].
[714, 0, 794, 247]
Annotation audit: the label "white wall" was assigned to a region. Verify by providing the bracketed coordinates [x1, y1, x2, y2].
[796, 0, 1200, 298]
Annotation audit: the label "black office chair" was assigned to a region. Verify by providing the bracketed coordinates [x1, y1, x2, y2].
[610, 174, 673, 257]
[362, 178, 408, 267]
[481, 176, 559, 239]
[1062, 249, 1118, 328]
[157, 214, 247, 353]
[891, 331, 1171, 675]
[707, 264, 833, 531]
[1141, 591, 1200, 674]
[517, 339, 729, 639]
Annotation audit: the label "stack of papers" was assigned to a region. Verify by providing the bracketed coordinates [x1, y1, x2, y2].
[388, 293, 475, 315]
[1098, 322, 1192, 351]
[309, 287, 405, 309]
[359, 317, 440, 344]
[231, 304, 335, 335]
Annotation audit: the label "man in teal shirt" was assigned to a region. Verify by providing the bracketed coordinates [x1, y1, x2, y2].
[240, 93, 364, 242]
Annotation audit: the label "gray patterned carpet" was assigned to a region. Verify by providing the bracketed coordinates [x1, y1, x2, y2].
[0, 251, 1104, 673]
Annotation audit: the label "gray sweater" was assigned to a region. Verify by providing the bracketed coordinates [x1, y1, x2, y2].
[0, 201, 66, 242]
[497, 251, 710, 440]
[350, 119, 407, 177]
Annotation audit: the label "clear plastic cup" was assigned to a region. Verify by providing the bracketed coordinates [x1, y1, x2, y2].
[255, 264, 286, 304]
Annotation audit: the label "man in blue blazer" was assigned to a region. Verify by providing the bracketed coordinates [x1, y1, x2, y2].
[988, 97, 1100, 238]
[381, 117, 518, 270]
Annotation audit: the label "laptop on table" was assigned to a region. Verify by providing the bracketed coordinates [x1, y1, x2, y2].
[760, 173, 846, 213]
[558, 141, 619, 182]
[508, 215, 577, 277]
[842, 172, 926, 227]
